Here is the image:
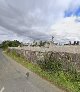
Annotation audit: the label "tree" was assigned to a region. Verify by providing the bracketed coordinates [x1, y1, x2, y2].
[1, 40, 21, 49]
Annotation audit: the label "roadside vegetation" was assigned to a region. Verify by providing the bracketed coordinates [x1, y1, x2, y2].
[5, 49, 80, 92]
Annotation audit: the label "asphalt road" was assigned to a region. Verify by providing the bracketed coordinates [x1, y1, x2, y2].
[0, 50, 64, 92]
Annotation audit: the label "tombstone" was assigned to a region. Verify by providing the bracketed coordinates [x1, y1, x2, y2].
[76, 41, 79, 45]
[74, 41, 76, 45]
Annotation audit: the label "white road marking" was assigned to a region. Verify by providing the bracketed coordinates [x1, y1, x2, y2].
[0, 87, 5, 92]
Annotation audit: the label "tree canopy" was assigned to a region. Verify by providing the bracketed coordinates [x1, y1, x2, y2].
[0, 40, 21, 49]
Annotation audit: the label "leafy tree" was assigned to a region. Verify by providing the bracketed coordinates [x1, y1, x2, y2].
[1, 40, 21, 49]
[38, 41, 48, 47]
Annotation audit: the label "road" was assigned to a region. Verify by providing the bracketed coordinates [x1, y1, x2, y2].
[0, 50, 64, 92]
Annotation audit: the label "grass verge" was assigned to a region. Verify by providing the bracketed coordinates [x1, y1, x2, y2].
[4, 50, 80, 92]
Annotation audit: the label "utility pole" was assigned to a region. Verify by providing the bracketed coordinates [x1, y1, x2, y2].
[52, 36, 54, 42]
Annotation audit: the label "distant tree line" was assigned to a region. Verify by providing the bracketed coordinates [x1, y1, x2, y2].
[32, 40, 50, 47]
[0, 40, 21, 49]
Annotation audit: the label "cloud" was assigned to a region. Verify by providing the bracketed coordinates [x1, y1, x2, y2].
[50, 16, 80, 42]
[64, 0, 80, 17]
[0, 0, 80, 42]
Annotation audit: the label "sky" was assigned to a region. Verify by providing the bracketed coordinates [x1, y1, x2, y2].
[0, 0, 80, 43]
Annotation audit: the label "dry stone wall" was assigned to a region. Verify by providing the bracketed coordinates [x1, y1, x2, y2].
[8, 46, 80, 70]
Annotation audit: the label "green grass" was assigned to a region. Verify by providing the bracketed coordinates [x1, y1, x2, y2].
[5, 50, 80, 92]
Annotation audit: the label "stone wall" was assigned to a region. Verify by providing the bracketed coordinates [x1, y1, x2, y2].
[8, 46, 80, 70]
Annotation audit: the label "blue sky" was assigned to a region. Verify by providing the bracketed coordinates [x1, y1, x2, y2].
[0, 0, 80, 43]
[65, 6, 80, 17]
